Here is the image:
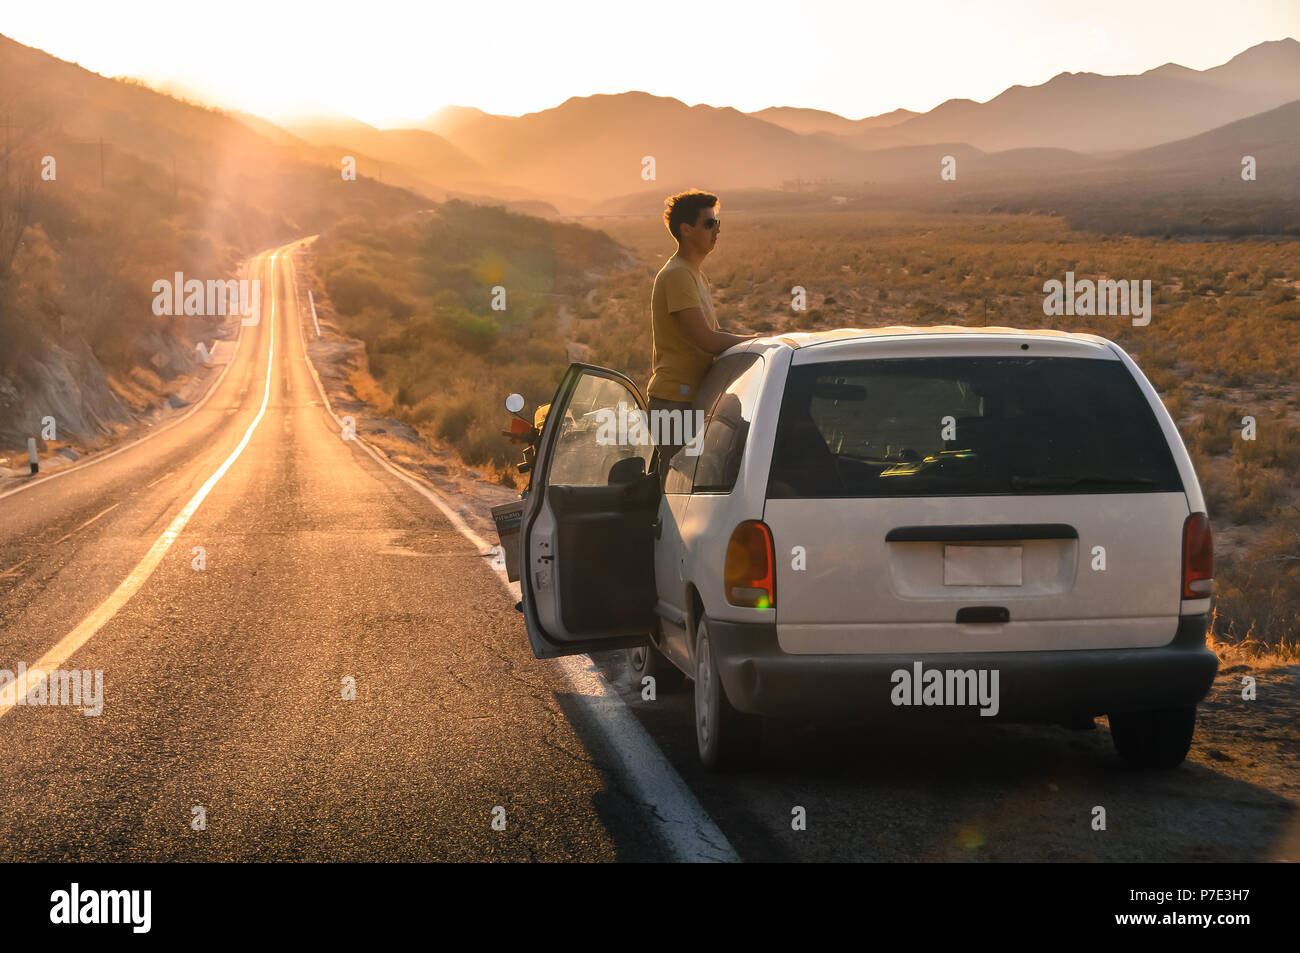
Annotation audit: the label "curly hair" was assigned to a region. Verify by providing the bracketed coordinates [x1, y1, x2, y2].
[663, 189, 719, 241]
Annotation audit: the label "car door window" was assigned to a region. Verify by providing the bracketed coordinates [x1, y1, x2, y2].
[663, 354, 758, 494]
[692, 355, 764, 493]
[548, 373, 653, 487]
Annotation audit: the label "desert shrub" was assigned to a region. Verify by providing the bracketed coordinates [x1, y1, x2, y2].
[1144, 365, 1181, 394]
[326, 271, 386, 315]
[347, 367, 394, 415]
[1187, 403, 1238, 455]
[409, 395, 439, 425]
[1236, 420, 1300, 469]
[793, 308, 821, 330]
[460, 428, 512, 468]
[1225, 460, 1286, 523]
[1264, 283, 1296, 304]
[1163, 389, 1190, 422]
[451, 313, 499, 354]
[436, 399, 476, 444]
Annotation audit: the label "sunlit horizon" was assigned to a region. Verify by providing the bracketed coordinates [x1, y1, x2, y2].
[3, 0, 1296, 129]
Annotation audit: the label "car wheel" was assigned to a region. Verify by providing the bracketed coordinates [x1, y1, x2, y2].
[693, 617, 761, 770]
[1109, 706, 1197, 769]
[626, 636, 685, 693]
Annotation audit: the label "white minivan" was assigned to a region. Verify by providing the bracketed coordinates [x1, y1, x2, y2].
[511, 327, 1218, 770]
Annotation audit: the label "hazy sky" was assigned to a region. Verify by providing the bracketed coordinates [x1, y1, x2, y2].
[4, 0, 1297, 125]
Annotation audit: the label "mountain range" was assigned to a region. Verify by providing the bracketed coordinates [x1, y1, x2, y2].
[2, 32, 1296, 218]
[264, 38, 1299, 212]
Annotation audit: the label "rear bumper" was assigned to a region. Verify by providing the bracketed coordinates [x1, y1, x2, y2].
[707, 614, 1218, 721]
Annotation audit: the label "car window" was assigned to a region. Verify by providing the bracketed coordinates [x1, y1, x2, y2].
[692, 355, 764, 493]
[767, 356, 1184, 498]
[664, 354, 758, 494]
[548, 373, 653, 487]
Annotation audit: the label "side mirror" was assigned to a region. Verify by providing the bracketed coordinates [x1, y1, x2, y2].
[502, 394, 540, 446]
[503, 393, 540, 479]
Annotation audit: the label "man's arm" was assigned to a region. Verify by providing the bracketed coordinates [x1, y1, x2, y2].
[671, 307, 753, 354]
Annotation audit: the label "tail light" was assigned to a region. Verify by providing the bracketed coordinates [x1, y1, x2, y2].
[725, 520, 774, 609]
[1182, 513, 1214, 598]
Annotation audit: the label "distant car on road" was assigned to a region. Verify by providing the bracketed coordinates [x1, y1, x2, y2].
[509, 327, 1218, 770]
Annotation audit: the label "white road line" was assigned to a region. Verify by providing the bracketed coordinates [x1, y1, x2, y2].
[286, 243, 739, 863]
[0, 255, 262, 504]
[0, 252, 279, 720]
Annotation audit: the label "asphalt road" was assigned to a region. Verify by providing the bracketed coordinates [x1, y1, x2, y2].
[0, 242, 664, 861]
[1, 239, 1294, 863]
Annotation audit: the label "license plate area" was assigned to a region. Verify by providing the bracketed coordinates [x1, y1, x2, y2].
[943, 544, 1023, 586]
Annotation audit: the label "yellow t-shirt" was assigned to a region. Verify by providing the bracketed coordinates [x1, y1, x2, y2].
[647, 256, 719, 401]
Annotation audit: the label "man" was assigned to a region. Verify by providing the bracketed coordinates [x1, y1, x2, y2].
[648, 190, 753, 479]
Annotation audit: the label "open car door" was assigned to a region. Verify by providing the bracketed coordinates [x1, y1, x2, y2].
[520, 364, 660, 659]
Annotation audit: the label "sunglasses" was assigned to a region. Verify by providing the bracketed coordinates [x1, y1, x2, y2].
[696, 217, 721, 231]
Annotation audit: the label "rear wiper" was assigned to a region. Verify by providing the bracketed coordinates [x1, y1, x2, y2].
[1010, 474, 1159, 490]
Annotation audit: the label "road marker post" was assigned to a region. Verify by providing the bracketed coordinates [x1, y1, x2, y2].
[28, 437, 37, 474]
[309, 290, 321, 339]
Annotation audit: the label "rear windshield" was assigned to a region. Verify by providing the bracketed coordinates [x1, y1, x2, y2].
[767, 356, 1184, 498]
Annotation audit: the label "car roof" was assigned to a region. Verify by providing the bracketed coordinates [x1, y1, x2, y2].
[735, 325, 1116, 356]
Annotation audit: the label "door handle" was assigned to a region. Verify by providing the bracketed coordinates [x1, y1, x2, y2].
[956, 606, 1010, 624]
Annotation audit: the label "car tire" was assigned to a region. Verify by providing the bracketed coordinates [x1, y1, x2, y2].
[627, 636, 685, 693]
[1109, 706, 1197, 769]
[694, 617, 761, 770]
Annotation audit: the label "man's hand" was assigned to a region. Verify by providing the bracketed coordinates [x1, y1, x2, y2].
[671, 307, 754, 354]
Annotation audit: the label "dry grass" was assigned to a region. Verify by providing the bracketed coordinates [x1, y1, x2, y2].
[1209, 608, 1300, 669]
[346, 366, 395, 417]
